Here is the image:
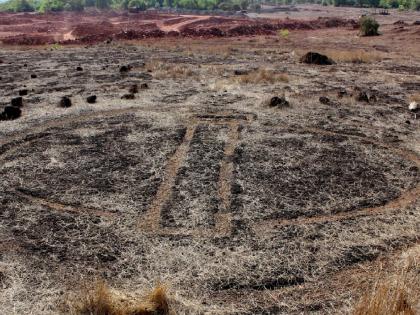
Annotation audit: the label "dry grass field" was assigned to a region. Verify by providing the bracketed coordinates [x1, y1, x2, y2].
[0, 5, 419, 315]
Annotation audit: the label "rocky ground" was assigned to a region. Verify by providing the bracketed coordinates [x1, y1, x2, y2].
[0, 6, 419, 315]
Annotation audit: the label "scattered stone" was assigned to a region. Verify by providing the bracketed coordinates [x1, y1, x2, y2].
[234, 69, 250, 75]
[414, 21, 420, 25]
[19, 89, 28, 96]
[59, 96, 72, 108]
[140, 83, 149, 90]
[319, 96, 331, 105]
[409, 101, 418, 118]
[268, 96, 289, 108]
[409, 101, 418, 112]
[300, 52, 335, 65]
[120, 65, 131, 73]
[86, 95, 97, 103]
[231, 183, 243, 194]
[356, 91, 377, 103]
[0, 106, 22, 120]
[337, 89, 348, 98]
[11, 97, 23, 107]
[76, 66, 83, 71]
[30, 74, 37, 78]
[121, 93, 135, 100]
[128, 84, 138, 94]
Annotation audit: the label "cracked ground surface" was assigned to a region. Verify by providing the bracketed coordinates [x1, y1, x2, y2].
[0, 7, 419, 315]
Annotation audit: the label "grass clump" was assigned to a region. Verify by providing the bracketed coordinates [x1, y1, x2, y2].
[360, 16, 380, 36]
[71, 281, 172, 315]
[235, 69, 289, 84]
[353, 278, 415, 315]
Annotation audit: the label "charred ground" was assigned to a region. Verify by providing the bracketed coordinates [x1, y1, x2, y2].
[0, 5, 419, 315]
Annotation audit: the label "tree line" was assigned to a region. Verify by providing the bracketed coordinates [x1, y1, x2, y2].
[0, 0, 418, 13]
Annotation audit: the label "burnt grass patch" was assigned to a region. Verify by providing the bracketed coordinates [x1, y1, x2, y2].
[0, 34, 420, 315]
[0, 114, 187, 215]
[232, 127, 418, 222]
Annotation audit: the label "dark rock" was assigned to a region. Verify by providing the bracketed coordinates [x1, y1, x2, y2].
[11, 97, 23, 107]
[1, 106, 21, 120]
[231, 183, 243, 194]
[76, 66, 83, 71]
[128, 84, 138, 94]
[319, 96, 331, 105]
[121, 93, 135, 100]
[140, 83, 149, 89]
[268, 96, 289, 108]
[86, 95, 97, 103]
[120, 65, 131, 73]
[414, 21, 420, 25]
[356, 91, 377, 103]
[30, 74, 37, 79]
[59, 96, 72, 108]
[19, 89, 28, 96]
[337, 89, 348, 98]
[300, 52, 335, 65]
[234, 69, 250, 75]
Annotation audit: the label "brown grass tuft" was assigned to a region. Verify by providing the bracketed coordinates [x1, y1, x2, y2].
[324, 50, 382, 63]
[234, 69, 289, 84]
[145, 60, 195, 79]
[408, 94, 420, 103]
[70, 281, 172, 315]
[353, 278, 415, 315]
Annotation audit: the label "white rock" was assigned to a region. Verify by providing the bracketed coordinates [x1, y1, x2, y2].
[409, 101, 418, 112]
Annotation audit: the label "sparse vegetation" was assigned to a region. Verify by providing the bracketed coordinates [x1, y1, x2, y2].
[0, 5, 419, 315]
[360, 16, 380, 36]
[325, 50, 382, 63]
[233, 69, 289, 84]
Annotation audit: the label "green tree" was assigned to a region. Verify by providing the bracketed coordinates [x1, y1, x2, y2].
[95, 0, 109, 9]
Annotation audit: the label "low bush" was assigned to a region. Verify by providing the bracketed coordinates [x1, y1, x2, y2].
[360, 16, 380, 36]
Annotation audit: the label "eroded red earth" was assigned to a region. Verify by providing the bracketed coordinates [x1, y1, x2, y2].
[0, 10, 358, 45]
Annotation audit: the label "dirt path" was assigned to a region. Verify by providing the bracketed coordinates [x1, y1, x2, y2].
[157, 15, 211, 33]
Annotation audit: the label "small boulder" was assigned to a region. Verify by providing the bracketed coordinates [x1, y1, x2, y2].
[59, 96, 72, 108]
[234, 69, 250, 75]
[140, 83, 149, 90]
[356, 91, 377, 103]
[337, 89, 348, 98]
[1, 106, 21, 120]
[300, 52, 335, 65]
[268, 96, 289, 108]
[86, 95, 97, 104]
[30, 74, 37, 79]
[121, 93, 135, 100]
[120, 65, 132, 73]
[128, 84, 138, 94]
[19, 89, 28, 96]
[11, 97, 23, 107]
[76, 66, 83, 71]
[409, 101, 418, 112]
[319, 96, 331, 105]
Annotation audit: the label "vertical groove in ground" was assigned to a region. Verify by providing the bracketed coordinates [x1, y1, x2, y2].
[215, 122, 240, 237]
[139, 121, 198, 232]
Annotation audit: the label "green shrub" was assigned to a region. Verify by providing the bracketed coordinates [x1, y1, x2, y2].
[128, 0, 146, 10]
[359, 16, 379, 36]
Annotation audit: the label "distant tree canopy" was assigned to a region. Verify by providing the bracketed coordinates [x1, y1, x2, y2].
[0, 0, 419, 13]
